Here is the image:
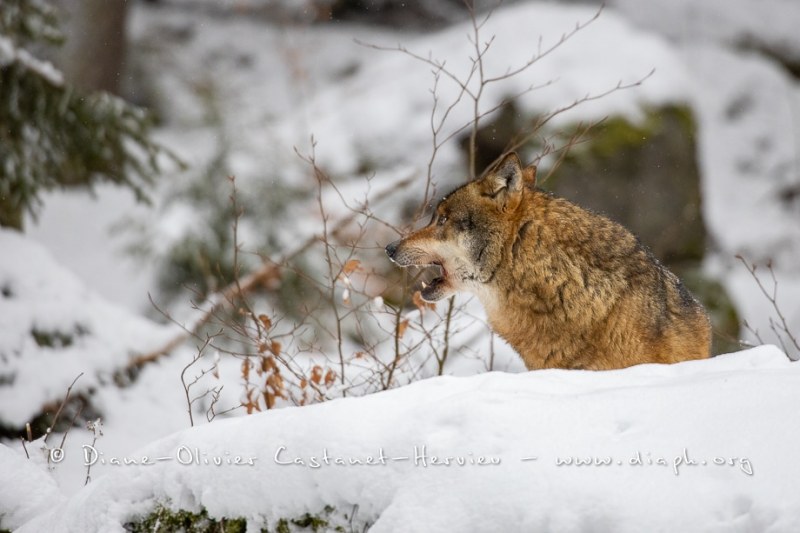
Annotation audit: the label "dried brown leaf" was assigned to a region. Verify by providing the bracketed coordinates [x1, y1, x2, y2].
[265, 391, 275, 409]
[342, 259, 361, 275]
[271, 341, 282, 356]
[310, 365, 323, 385]
[397, 319, 410, 338]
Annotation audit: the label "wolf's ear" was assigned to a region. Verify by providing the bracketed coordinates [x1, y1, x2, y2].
[482, 152, 524, 209]
[522, 164, 537, 187]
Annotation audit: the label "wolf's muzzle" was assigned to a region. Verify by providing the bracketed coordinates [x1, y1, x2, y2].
[385, 239, 401, 260]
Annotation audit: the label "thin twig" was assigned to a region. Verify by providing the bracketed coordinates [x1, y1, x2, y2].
[84, 418, 102, 486]
[43, 372, 84, 445]
[181, 333, 221, 426]
[437, 295, 457, 375]
[736, 255, 800, 357]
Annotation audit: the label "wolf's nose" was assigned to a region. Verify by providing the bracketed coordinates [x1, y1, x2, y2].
[385, 240, 400, 259]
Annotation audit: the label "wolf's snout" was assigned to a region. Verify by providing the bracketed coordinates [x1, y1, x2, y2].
[385, 239, 401, 260]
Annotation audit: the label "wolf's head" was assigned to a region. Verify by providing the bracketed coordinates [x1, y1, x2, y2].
[385, 152, 536, 302]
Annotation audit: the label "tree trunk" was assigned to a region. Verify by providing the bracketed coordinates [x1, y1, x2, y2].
[59, 0, 129, 95]
[0, 196, 23, 230]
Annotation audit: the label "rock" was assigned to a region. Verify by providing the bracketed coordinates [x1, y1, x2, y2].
[545, 105, 705, 265]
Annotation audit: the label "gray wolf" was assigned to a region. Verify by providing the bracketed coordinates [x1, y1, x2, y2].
[385, 153, 711, 370]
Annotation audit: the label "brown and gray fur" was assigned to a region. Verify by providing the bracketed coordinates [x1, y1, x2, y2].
[385, 153, 711, 370]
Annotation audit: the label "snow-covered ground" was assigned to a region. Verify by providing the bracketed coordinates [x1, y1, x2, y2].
[3, 0, 800, 531]
[9, 346, 800, 532]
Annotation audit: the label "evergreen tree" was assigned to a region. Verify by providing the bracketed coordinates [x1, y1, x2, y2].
[0, 0, 172, 229]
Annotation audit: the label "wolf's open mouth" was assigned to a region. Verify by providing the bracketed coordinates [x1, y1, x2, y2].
[420, 261, 449, 300]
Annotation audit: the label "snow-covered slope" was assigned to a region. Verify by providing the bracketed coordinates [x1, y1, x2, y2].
[0, 228, 176, 428]
[15, 346, 799, 533]
[277, 2, 691, 178]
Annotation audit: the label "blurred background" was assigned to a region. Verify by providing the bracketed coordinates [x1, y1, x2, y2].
[2, 0, 799, 492]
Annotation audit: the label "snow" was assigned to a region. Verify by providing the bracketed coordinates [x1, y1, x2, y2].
[688, 45, 798, 259]
[0, 443, 65, 531]
[0, 35, 64, 85]
[0, 228, 176, 428]
[13, 346, 800, 532]
[24, 184, 159, 313]
[611, 0, 800, 59]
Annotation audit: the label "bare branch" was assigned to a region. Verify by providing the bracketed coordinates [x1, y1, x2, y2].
[43, 372, 84, 446]
[133, 171, 415, 369]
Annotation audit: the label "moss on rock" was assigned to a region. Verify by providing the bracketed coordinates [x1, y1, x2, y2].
[545, 104, 705, 265]
[125, 503, 361, 533]
[125, 505, 247, 533]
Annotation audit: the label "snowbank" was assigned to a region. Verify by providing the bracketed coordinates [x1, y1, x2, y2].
[16, 346, 800, 532]
[0, 443, 65, 531]
[0, 229, 176, 428]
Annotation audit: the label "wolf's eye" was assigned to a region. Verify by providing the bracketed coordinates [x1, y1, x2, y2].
[437, 215, 447, 226]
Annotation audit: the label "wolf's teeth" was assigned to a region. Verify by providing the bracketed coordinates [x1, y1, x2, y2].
[421, 281, 427, 289]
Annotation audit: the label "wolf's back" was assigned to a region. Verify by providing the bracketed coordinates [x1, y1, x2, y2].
[491, 188, 711, 370]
